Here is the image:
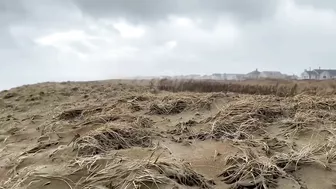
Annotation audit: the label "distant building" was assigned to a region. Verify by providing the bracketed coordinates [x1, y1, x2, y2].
[224, 74, 245, 81]
[211, 73, 224, 80]
[259, 71, 285, 79]
[246, 69, 261, 79]
[317, 70, 336, 79]
[301, 70, 319, 79]
[301, 68, 336, 80]
[245, 69, 287, 79]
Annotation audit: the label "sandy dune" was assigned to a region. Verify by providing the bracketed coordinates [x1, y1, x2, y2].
[1, 80, 336, 189]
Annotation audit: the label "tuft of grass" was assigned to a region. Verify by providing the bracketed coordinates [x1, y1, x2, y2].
[74, 127, 153, 156]
[132, 116, 154, 128]
[58, 106, 103, 120]
[219, 143, 336, 189]
[219, 149, 285, 189]
[200, 97, 291, 140]
[149, 100, 187, 115]
[28, 155, 215, 189]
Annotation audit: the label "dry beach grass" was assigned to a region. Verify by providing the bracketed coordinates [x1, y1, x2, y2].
[157, 78, 336, 96]
[1, 79, 336, 189]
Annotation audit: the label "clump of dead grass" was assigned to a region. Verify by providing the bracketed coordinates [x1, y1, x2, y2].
[127, 102, 143, 112]
[307, 137, 336, 169]
[168, 123, 191, 136]
[200, 97, 292, 140]
[28, 154, 215, 189]
[124, 95, 150, 112]
[262, 137, 290, 155]
[82, 115, 121, 126]
[279, 109, 336, 138]
[149, 100, 187, 115]
[132, 116, 154, 128]
[76, 158, 214, 189]
[216, 96, 291, 121]
[192, 96, 215, 110]
[219, 149, 286, 189]
[74, 127, 153, 156]
[274, 95, 336, 139]
[220, 142, 336, 189]
[148, 93, 217, 115]
[125, 95, 150, 102]
[58, 106, 103, 120]
[58, 108, 84, 120]
[272, 145, 325, 172]
[74, 115, 126, 127]
[294, 95, 336, 110]
[209, 120, 257, 140]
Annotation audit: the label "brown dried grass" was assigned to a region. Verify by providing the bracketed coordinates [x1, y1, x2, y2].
[31, 154, 215, 189]
[74, 127, 153, 156]
[148, 94, 216, 115]
[219, 149, 286, 189]
[219, 142, 336, 189]
[157, 79, 336, 96]
[132, 116, 154, 128]
[201, 97, 293, 140]
[58, 106, 103, 120]
[149, 100, 187, 115]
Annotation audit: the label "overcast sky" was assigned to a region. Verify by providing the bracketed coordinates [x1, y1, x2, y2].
[1, 0, 336, 89]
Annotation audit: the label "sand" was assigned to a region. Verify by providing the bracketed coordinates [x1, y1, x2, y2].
[0, 80, 336, 189]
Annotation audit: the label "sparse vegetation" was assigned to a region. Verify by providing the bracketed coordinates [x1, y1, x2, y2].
[149, 100, 187, 115]
[157, 78, 336, 96]
[2, 79, 336, 189]
[74, 127, 153, 156]
[219, 149, 285, 189]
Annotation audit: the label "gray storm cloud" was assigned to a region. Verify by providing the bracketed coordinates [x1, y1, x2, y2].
[72, 0, 278, 22]
[1, 0, 336, 90]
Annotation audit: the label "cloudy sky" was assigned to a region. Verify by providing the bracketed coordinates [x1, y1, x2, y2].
[1, 0, 336, 89]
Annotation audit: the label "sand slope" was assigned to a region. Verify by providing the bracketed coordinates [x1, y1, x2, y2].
[1, 81, 336, 189]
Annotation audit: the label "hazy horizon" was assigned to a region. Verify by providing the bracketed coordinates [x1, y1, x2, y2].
[2, 0, 336, 89]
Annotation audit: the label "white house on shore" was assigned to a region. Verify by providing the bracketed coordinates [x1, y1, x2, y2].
[301, 68, 336, 80]
[245, 69, 286, 79]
